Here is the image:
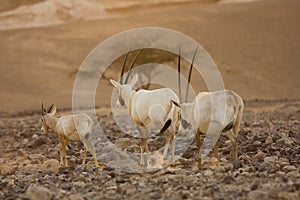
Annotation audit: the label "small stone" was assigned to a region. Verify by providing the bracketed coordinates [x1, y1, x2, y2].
[278, 191, 299, 200]
[42, 159, 60, 172]
[203, 169, 214, 176]
[61, 183, 72, 190]
[149, 191, 162, 199]
[253, 151, 266, 161]
[283, 165, 297, 172]
[247, 190, 269, 200]
[286, 170, 300, 178]
[259, 161, 273, 172]
[72, 181, 86, 187]
[253, 141, 262, 145]
[265, 136, 273, 144]
[241, 171, 250, 176]
[276, 171, 285, 176]
[264, 156, 278, 162]
[68, 194, 84, 200]
[223, 175, 235, 184]
[215, 166, 226, 173]
[104, 179, 116, 187]
[26, 185, 52, 200]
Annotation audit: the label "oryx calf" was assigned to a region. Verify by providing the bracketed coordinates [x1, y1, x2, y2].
[179, 90, 244, 169]
[110, 75, 180, 167]
[40, 104, 99, 167]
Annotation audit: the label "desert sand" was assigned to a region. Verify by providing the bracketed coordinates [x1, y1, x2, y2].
[0, 0, 299, 112]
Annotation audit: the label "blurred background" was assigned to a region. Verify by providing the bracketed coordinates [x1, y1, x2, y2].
[0, 0, 299, 112]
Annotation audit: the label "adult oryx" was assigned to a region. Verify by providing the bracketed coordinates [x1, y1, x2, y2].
[177, 49, 244, 170]
[109, 50, 180, 167]
[40, 104, 100, 167]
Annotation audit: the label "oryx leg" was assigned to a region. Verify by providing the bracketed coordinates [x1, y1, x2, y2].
[213, 144, 220, 162]
[166, 124, 176, 164]
[82, 146, 87, 165]
[171, 135, 176, 163]
[139, 127, 150, 166]
[59, 136, 69, 167]
[58, 135, 67, 166]
[83, 138, 100, 167]
[225, 129, 238, 162]
[163, 131, 171, 163]
[195, 131, 203, 170]
[64, 138, 69, 167]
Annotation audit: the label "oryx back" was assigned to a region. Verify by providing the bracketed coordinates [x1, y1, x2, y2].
[194, 90, 242, 133]
[130, 88, 179, 129]
[56, 113, 93, 141]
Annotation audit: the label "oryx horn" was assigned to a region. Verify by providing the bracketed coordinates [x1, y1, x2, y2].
[124, 49, 143, 84]
[178, 48, 182, 103]
[120, 52, 129, 84]
[185, 46, 198, 102]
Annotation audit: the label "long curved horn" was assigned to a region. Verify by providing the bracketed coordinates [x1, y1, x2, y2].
[42, 102, 44, 113]
[120, 52, 129, 84]
[125, 49, 143, 84]
[178, 48, 182, 103]
[185, 46, 198, 102]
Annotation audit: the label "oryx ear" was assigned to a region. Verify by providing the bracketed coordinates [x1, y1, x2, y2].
[129, 74, 138, 87]
[50, 105, 57, 115]
[109, 79, 120, 88]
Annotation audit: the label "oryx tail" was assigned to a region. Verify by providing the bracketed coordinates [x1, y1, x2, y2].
[158, 100, 180, 135]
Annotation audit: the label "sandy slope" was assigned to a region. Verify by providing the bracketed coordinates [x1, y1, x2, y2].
[0, 0, 299, 112]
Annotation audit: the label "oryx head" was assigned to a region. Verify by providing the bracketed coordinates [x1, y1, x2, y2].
[178, 103, 193, 133]
[110, 75, 138, 108]
[41, 103, 56, 134]
[109, 50, 142, 107]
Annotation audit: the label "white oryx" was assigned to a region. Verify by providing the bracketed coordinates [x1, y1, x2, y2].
[109, 50, 180, 167]
[179, 91, 244, 169]
[177, 49, 244, 169]
[40, 104, 99, 167]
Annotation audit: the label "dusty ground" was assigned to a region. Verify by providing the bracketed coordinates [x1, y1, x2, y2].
[0, 0, 299, 199]
[0, 100, 299, 199]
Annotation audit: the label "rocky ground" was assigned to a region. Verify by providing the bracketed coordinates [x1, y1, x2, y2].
[0, 99, 299, 200]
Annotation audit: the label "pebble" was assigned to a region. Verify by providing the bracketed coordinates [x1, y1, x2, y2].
[41, 159, 60, 172]
[67, 194, 84, 200]
[283, 165, 297, 172]
[247, 190, 269, 200]
[203, 169, 214, 176]
[265, 136, 273, 144]
[73, 181, 86, 187]
[264, 156, 278, 162]
[253, 141, 262, 145]
[278, 191, 299, 200]
[26, 185, 52, 200]
[253, 151, 266, 161]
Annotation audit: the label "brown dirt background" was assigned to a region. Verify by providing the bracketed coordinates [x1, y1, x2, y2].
[0, 0, 299, 112]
